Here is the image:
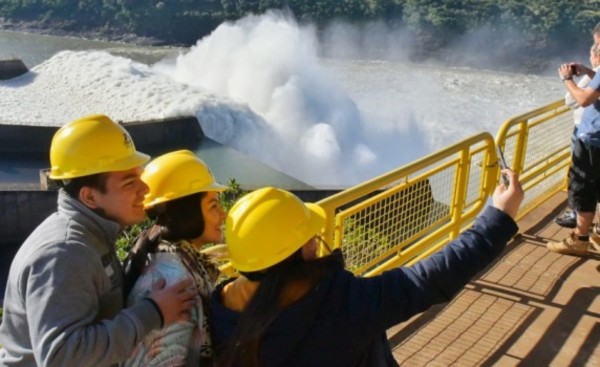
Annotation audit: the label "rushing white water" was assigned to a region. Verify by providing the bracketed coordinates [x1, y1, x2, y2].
[0, 13, 564, 186]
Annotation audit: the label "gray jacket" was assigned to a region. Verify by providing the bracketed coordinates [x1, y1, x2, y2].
[0, 190, 161, 367]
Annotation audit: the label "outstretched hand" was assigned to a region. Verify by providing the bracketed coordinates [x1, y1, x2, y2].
[148, 277, 197, 325]
[492, 169, 524, 220]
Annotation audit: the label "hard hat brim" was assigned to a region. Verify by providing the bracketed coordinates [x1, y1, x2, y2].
[49, 150, 150, 180]
[143, 181, 228, 209]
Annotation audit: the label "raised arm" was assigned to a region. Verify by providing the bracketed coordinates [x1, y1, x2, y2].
[346, 170, 523, 334]
[561, 63, 600, 107]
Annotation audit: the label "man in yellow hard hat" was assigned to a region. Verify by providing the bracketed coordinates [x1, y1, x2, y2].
[0, 115, 197, 367]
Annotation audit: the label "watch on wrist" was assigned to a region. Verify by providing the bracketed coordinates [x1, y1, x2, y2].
[562, 75, 573, 81]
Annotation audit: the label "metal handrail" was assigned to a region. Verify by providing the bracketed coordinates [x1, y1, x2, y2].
[216, 99, 573, 278]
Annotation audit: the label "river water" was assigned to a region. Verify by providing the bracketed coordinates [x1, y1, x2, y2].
[0, 13, 566, 187]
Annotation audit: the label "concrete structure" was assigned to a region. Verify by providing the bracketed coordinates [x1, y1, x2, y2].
[0, 116, 204, 155]
[0, 191, 56, 294]
[0, 116, 318, 189]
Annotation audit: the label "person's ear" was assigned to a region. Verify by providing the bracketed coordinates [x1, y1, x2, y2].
[78, 186, 99, 208]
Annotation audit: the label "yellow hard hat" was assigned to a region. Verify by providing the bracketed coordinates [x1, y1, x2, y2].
[142, 150, 226, 208]
[49, 114, 150, 179]
[226, 187, 326, 272]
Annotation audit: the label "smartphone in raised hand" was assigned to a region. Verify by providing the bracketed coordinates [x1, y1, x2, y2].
[570, 64, 578, 76]
[497, 147, 510, 187]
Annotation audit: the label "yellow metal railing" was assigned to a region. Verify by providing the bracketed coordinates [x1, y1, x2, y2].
[216, 99, 573, 278]
[317, 133, 498, 276]
[316, 99, 573, 277]
[495, 99, 572, 220]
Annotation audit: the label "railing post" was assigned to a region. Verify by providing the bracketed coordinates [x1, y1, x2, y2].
[514, 122, 529, 175]
[320, 205, 337, 255]
[450, 148, 470, 239]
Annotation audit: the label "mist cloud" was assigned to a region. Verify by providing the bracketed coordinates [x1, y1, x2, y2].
[0, 12, 563, 188]
[318, 19, 590, 75]
[151, 11, 564, 186]
[155, 11, 395, 186]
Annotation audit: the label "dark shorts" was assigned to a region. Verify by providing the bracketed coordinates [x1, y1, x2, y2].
[568, 138, 600, 212]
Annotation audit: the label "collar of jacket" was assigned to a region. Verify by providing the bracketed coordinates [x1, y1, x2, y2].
[57, 189, 122, 247]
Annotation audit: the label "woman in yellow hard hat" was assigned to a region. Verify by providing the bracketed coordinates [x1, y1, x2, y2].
[123, 149, 227, 366]
[210, 170, 524, 366]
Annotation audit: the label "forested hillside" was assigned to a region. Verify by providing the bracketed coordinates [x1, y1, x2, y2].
[1, 0, 599, 64]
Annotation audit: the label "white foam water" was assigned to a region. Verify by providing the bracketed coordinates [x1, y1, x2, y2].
[0, 13, 564, 186]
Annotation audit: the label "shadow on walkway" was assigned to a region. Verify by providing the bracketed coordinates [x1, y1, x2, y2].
[387, 192, 600, 366]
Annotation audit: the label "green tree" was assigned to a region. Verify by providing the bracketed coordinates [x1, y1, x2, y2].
[0, 0, 598, 63]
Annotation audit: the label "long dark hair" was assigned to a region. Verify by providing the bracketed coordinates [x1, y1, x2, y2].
[218, 248, 344, 367]
[148, 192, 207, 241]
[123, 192, 207, 296]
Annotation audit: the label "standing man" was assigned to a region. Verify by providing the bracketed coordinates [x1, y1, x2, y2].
[548, 42, 600, 255]
[0, 115, 196, 366]
[554, 42, 600, 228]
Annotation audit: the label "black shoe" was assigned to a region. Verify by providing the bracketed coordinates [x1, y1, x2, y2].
[555, 210, 576, 228]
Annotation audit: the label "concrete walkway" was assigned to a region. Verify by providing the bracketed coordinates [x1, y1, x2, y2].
[387, 191, 600, 366]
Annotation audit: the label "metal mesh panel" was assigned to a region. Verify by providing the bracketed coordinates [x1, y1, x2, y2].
[521, 112, 572, 213]
[524, 112, 572, 172]
[339, 159, 458, 274]
[464, 148, 486, 210]
[501, 106, 572, 217]
[521, 170, 565, 214]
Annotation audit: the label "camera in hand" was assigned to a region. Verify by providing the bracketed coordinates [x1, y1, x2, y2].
[570, 64, 577, 76]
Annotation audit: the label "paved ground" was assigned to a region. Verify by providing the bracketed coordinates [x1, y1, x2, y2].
[387, 191, 600, 367]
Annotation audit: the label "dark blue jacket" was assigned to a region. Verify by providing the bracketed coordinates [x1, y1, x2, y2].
[210, 206, 518, 366]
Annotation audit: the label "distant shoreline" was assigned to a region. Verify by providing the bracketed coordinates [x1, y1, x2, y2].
[0, 18, 557, 75]
[0, 18, 174, 47]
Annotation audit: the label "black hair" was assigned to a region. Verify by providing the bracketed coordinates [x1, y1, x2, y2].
[60, 173, 108, 198]
[217, 248, 344, 367]
[147, 192, 207, 242]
